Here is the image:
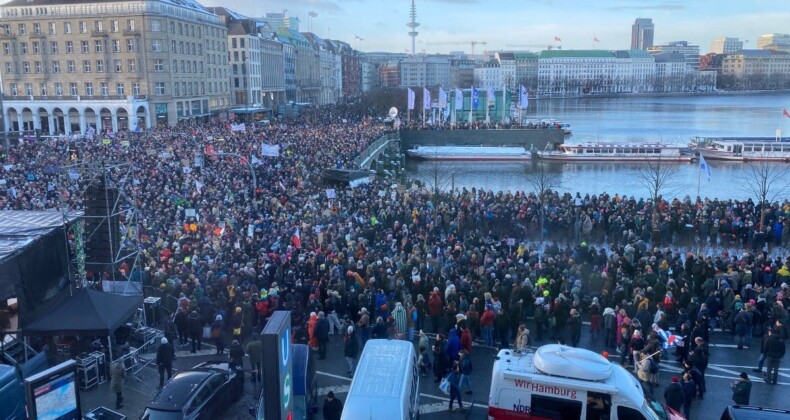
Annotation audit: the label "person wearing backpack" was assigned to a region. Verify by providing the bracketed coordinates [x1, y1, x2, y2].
[459, 350, 473, 395]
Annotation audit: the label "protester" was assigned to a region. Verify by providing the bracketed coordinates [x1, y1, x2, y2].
[110, 360, 125, 410]
[344, 326, 358, 376]
[156, 337, 174, 388]
[731, 372, 752, 404]
[765, 328, 786, 385]
[322, 391, 343, 420]
[663, 376, 684, 413]
[447, 362, 465, 412]
[246, 332, 263, 383]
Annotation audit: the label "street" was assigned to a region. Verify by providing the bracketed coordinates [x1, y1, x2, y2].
[80, 325, 790, 419]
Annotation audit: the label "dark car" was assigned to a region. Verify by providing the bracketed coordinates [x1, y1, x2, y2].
[721, 405, 790, 420]
[141, 361, 244, 420]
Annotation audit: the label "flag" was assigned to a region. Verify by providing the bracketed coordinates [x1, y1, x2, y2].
[784, 108, 790, 119]
[195, 180, 203, 193]
[699, 155, 711, 181]
[519, 85, 529, 109]
[653, 324, 683, 349]
[471, 87, 479, 109]
[423, 87, 431, 110]
[594, 36, 600, 42]
[438, 87, 447, 108]
[292, 228, 302, 248]
[554, 36, 561, 42]
[486, 86, 495, 107]
[407, 88, 415, 110]
[455, 88, 463, 110]
[308, 11, 318, 17]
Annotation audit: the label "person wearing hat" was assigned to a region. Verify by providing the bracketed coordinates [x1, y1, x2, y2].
[663, 376, 684, 413]
[765, 328, 786, 385]
[731, 372, 752, 404]
[356, 308, 370, 346]
[322, 391, 343, 420]
[344, 326, 358, 376]
[156, 337, 175, 388]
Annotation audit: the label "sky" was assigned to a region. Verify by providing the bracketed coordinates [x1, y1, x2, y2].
[195, 0, 790, 54]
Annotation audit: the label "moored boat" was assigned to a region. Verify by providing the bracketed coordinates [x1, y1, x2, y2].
[690, 136, 790, 162]
[406, 145, 531, 161]
[534, 142, 696, 163]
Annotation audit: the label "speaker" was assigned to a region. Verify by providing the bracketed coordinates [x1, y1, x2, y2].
[84, 181, 121, 271]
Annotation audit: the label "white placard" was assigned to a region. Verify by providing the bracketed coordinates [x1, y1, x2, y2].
[326, 189, 337, 199]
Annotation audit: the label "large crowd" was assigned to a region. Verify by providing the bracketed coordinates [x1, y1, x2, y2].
[4, 110, 790, 413]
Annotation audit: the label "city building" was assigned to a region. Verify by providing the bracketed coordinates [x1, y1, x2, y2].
[277, 28, 320, 103]
[210, 7, 286, 111]
[260, 12, 299, 32]
[473, 60, 502, 90]
[699, 53, 725, 73]
[722, 50, 790, 77]
[303, 32, 338, 104]
[631, 18, 654, 50]
[399, 54, 451, 88]
[0, 0, 230, 132]
[537, 50, 657, 97]
[710, 37, 743, 54]
[757, 33, 790, 53]
[449, 57, 476, 89]
[648, 41, 700, 69]
[378, 61, 401, 88]
[329, 40, 361, 101]
[360, 58, 378, 92]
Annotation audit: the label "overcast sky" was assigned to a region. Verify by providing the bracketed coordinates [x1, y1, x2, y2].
[196, 0, 789, 54]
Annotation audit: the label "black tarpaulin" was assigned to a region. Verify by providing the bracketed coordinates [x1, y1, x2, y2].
[24, 288, 143, 336]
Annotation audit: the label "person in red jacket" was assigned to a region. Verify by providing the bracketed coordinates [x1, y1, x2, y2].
[460, 326, 473, 354]
[480, 306, 495, 347]
[428, 288, 444, 333]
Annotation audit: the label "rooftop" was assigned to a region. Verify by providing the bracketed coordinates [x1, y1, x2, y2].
[540, 50, 614, 59]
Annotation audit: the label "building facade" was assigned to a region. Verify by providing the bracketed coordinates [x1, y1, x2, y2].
[631, 18, 654, 50]
[0, 0, 230, 133]
[647, 41, 700, 70]
[399, 54, 450, 88]
[757, 33, 790, 53]
[710, 37, 743, 54]
[302, 32, 337, 105]
[277, 28, 319, 104]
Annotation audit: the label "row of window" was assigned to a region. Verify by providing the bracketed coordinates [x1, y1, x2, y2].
[3, 20, 135, 36]
[3, 58, 225, 76]
[8, 81, 140, 96]
[2, 38, 219, 56]
[6, 80, 230, 98]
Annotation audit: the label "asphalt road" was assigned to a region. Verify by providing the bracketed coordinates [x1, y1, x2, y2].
[81, 325, 790, 419]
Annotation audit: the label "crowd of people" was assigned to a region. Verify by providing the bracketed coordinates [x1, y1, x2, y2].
[3, 110, 790, 415]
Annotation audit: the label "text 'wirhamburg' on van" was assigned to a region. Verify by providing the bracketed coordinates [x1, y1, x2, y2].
[487, 344, 685, 420]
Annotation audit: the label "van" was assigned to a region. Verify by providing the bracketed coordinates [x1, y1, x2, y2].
[341, 339, 419, 420]
[488, 344, 683, 420]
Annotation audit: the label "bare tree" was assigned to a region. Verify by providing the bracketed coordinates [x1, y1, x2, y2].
[415, 150, 453, 201]
[740, 159, 790, 233]
[636, 157, 675, 243]
[524, 162, 562, 238]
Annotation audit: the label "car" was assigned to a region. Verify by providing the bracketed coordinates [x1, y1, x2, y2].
[721, 405, 790, 420]
[141, 361, 244, 420]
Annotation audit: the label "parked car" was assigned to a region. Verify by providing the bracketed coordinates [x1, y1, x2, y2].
[721, 405, 790, 420]
[141, 361, 243, 420]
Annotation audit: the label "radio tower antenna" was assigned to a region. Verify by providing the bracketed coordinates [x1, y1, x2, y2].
[407, 0, 419, 55]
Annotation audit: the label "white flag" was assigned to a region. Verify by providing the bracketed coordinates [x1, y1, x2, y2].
[195, 180, 203, 193]
[455, 89, 463, 110]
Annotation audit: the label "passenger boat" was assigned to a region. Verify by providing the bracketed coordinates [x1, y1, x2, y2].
[690, 136, 790, 162]
[405, 145, 531, 161]
[534, 142, 696, 163]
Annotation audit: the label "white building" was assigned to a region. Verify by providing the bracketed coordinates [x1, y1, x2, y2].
[399, 54, 451, 87]
[473, 61, 502, 90]
[647, 41, 700, 69]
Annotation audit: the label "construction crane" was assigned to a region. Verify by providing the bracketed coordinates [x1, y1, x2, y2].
[427, 41, 487, 55]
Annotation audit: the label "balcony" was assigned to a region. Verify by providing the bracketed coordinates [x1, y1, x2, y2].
[122, 30, 140, 36]
[91, 30, 108, 37]
[0, 32, 16, 39]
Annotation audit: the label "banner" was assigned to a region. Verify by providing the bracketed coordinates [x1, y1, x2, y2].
[472, 87, 479, 109]
[407, 88, 415, 110]
[438, 88, 447, 108]
[261, 144, 280, 157]
[519, 85, 529, 109]
[487, 86, 495, 107]
[230, 123, 246, 132]
[455, 89, 463, 110]
[423, 87, 431, 110]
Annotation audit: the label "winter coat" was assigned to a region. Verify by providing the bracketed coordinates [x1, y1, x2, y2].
[732, 379, 752, 405]
[246, 339, 263, 365]
[156, 342, 175, 368]
[766, 334, 786, 359]
[663, 382, 684, 412]
[515, 329, 530, 350]
[229, 342, 245, 367]
[110, 361, 125, 393]
[460, 328, 473, 353]
[446, 329, 461, 362]
[344, 331, 359, 359]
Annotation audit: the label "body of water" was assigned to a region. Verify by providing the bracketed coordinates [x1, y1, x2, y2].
[406, 93, 790, 201]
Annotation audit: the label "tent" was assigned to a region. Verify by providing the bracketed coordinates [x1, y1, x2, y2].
[24, 288, 143, 336]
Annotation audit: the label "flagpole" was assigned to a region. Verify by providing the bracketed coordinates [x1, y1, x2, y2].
[469, 87, 473, 124]
[696, 160, 701, 200]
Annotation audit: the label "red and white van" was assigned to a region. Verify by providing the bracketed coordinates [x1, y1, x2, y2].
[488, 344, 684, 420]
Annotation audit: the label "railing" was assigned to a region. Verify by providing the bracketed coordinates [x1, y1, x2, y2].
[91, 30, 108, 37]
[354, 131, 399, 169]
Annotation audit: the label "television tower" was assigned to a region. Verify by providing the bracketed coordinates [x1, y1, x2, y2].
[407, 0, 419, 55]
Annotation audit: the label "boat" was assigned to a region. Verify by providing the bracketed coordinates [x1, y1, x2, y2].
[690, 136, 790, 162]
[406, 145, 531, 161]
[534, 142, 696, 163]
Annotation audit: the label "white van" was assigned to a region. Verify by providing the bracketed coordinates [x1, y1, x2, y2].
[488, 344, 683, 420]
[341, 339, 420, 420]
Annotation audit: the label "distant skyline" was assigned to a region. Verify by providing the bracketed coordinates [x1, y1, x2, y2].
[195, 0, 789, 54]
[0, 0, 787, 55]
